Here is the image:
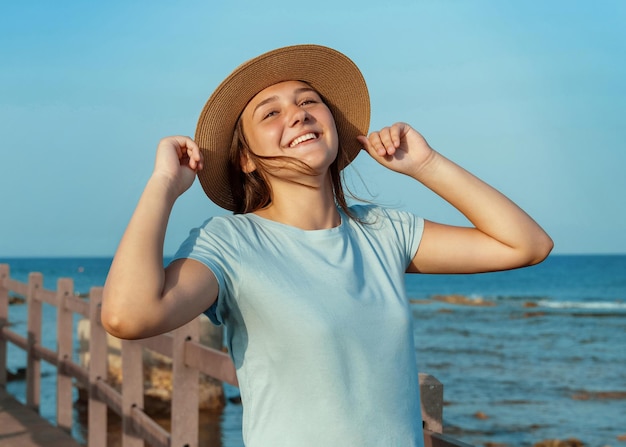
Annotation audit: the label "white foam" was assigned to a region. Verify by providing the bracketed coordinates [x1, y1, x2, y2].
[537, 300, 626, 310]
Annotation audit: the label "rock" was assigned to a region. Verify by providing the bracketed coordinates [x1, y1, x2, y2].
[409, 298, 432, 304]
[8, 295, 25, 305]
[571, 390, 626, 400]
[77, 314, 226, 414]
[523, 311, 546, 318]
[533, 438, 585, 447]
[7, 367, 26, 381]
[432, 294, 495, 307]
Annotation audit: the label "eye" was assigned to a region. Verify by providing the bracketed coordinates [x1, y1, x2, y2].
[262, 110, 278, 120]
[299, 98, 318, 107]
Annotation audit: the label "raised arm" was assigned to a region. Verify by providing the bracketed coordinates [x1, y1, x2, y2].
[358, 123, 553, 274]
[102, 136, 218, 339]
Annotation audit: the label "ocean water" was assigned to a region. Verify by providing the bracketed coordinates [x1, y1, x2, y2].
[1, 255, 625, 447]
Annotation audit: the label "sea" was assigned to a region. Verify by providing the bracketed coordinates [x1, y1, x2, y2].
[1, 255, 625, 447]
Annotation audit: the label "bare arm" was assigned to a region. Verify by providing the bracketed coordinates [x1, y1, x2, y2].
[358, 123, 553, 274]
[102, 136, 218, 339]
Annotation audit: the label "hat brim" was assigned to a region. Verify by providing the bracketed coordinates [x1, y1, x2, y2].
[194, 44, 370, 211]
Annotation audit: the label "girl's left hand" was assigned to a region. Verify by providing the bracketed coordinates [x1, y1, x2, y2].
[357, 122, 435, 177]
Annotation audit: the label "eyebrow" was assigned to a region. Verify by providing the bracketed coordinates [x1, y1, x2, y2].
[251, 87, 318, 117]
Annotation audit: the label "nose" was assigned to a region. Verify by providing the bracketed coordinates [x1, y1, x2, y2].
[288, 104, 310, 127]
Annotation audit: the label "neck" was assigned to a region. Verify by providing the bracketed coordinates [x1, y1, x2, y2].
[253, 176, 341, 230]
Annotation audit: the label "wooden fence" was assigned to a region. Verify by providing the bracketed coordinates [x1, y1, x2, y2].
[0, 263, 471, 447]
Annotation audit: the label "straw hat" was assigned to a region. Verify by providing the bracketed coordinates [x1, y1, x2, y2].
[194, 44, 370, 211]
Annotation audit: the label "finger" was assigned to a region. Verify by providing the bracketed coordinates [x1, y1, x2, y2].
[193, 152, 204, 171]
[357, 134, 380, 158]
[188, 150, 204, 172]
[367, 132, 387, 157]
[390, 123, 403, 148]
[377, 127, 397, 155]
[366, 128, 397, 157]
[188, 140, 203, 171]
[170, 136, 198, 167]
[359, 132, 387, 158]
[186, 140, 203, 172]
[357, 135, 371, 151]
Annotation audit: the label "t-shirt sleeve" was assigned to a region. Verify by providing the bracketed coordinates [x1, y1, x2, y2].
[353, 205, 425, 267]
[382, 208, 425, 266]
[171, 217, 238, 326]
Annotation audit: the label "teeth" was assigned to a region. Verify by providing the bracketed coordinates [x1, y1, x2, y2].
[289, 133, 317, 148]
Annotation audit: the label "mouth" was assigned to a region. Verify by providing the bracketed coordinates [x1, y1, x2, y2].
[288, 132, 318, 148]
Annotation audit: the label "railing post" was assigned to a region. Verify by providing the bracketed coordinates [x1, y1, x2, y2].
[419, 373, 444, 433]
[122, 338, 144, 447]
[56, 277, 74, 432]
[172, 318, 200, 447]
[0, 264, 9, 387]
[89, 287, 108, 447]
[26, 272, 43, 411]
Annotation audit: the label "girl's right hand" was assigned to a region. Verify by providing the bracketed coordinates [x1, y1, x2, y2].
[152, 136, 204, 198]
[103, 136, 214, 340]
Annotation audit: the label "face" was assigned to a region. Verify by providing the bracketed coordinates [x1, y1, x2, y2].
[240, 80, 339, 176]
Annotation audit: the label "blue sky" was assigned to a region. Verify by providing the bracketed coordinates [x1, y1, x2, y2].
[1, 0, 625, 257]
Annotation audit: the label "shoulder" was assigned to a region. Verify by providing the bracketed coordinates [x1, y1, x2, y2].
[346, 204, 424, 242]
[345, 204, 425, 262]
[175, 213, 266, 271]
[181, 213, 257, 253]
[347, 204, 422, 227]
[197, 213, 257, 234]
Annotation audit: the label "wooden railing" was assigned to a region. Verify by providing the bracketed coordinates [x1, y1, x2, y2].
[0, 263, 472, 447]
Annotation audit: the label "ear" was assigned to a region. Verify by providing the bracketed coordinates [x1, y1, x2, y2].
[240, 152, 257, 174]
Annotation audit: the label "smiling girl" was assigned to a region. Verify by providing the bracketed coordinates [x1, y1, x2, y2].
[102, 45, 552, 447]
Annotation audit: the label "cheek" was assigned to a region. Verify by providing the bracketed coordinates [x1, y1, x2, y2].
[327, 116, 339, 149]
[246, 124, 282, 156]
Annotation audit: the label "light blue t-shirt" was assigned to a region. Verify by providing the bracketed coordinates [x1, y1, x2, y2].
[174, 205, 425, 447]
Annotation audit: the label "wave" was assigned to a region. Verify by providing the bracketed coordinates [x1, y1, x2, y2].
[537, 300, 626, 310]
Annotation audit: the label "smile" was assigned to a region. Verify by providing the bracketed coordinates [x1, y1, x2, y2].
[289, 133, 318, 148]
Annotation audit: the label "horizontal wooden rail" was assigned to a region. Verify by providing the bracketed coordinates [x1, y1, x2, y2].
[425, 430, 476, 447]
[137, 332, 173, 358]
[60, 356, 89, 384]
[91, 377, 122, 415]
[64, 295, 89, 317]
[4, 277, 27, 296]
[185, 339, 239, 387]
[33, 343, 57, 366]
[1, 325, 27, 351]
[34, 286, 57, 306]
[131, 405, 171, 447]
[0, 263, 469, 447]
